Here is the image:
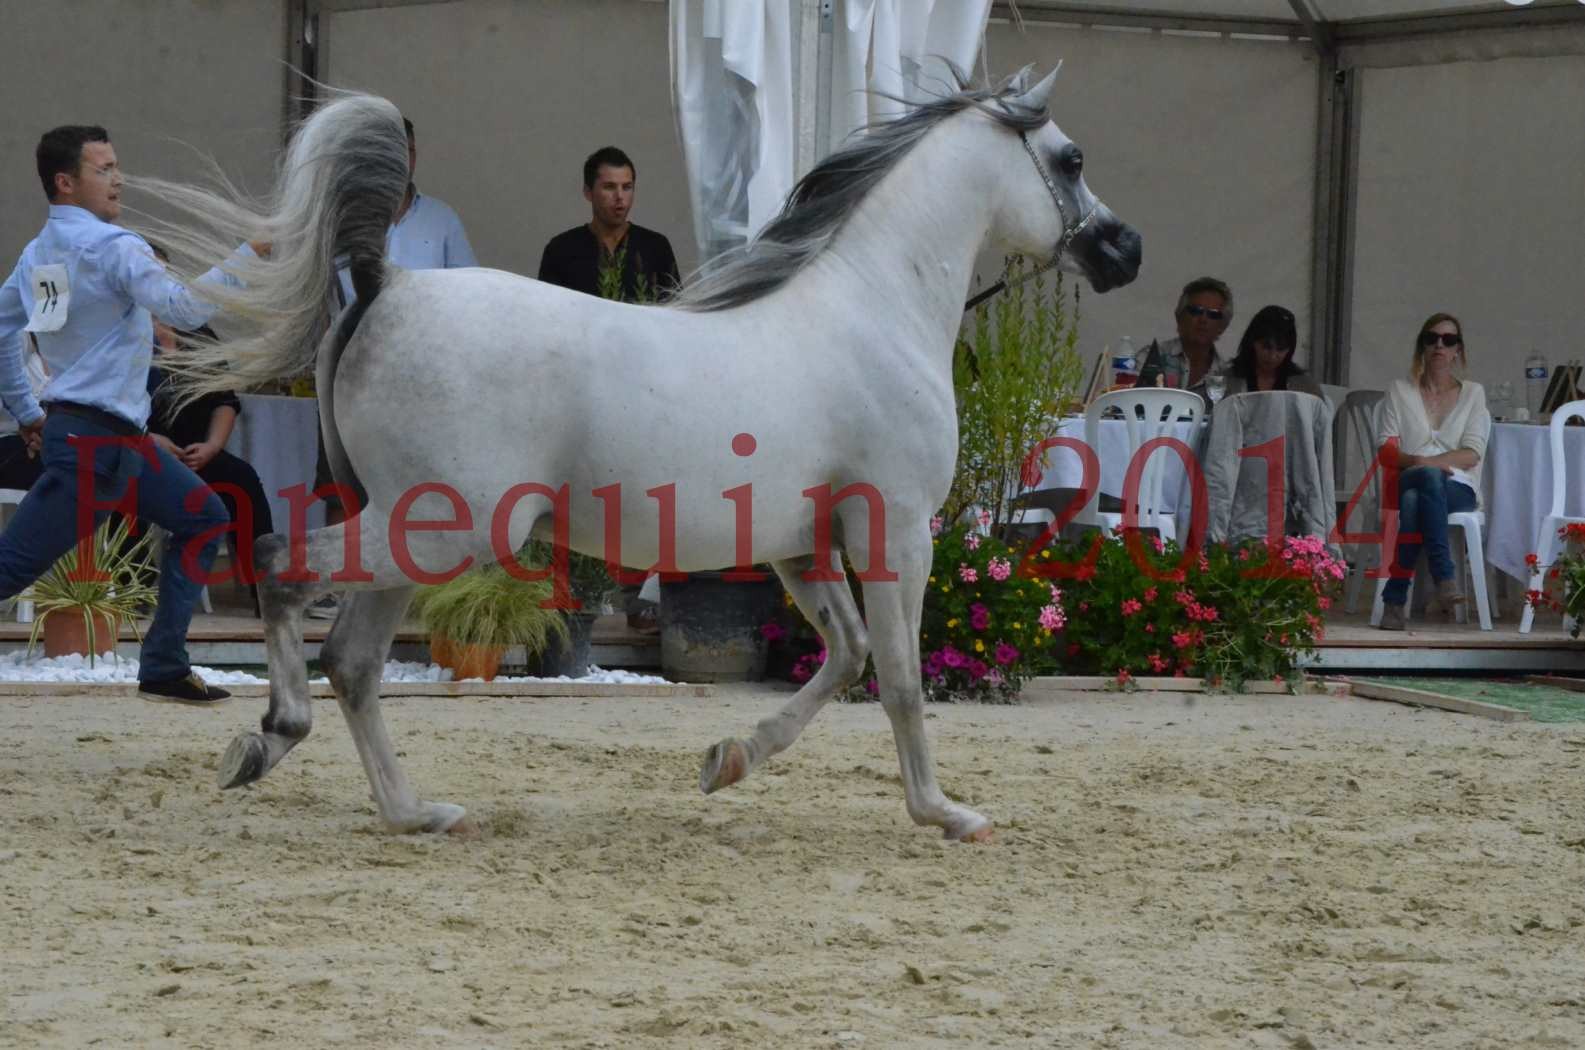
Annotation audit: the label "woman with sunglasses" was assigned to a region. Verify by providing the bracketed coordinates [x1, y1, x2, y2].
[1223, 305, 1323, 398]
[1135, 275, 1233, 397]
[1375, 313, 1490, 630]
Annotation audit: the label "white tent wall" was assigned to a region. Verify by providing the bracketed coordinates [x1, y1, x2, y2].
[322, 0, 698, 279]
[979, 19, 1318, 371]
[0, 0, 286, 266]
[3, 0, 1579, 403]
[1345, 42, 1585, 394]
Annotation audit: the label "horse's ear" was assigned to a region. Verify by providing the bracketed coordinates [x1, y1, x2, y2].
[1009, 63, 1061, 113]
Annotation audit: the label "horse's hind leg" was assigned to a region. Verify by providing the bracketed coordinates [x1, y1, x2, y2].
[218, 532, 322, 789]
[324, 586, 465, 832]
[219, 514, 467, 832]
[701, 552, 868, 793]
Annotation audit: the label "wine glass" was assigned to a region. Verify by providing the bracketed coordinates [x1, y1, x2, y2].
[1203, 372, 1226, 408]
[1493, 381, 1514, 421]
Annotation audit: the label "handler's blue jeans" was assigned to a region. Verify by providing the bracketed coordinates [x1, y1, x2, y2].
[1382, 465, 1477, 606]
[0, 412, 229, 681]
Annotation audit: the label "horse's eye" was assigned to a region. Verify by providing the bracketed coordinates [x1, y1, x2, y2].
[1058, 146, 1084, 178]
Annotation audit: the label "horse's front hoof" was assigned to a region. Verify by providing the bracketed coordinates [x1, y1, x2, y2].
[941, 807, 994, 843]
[217, 733, 269, 789]
[414, 801, 468, 834]
[445, 816, 480, 840]
[700, 738, 750, 794]
[951, 823, 995, 844]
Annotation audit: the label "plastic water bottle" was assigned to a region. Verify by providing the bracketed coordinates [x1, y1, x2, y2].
[1113, 335, 1139, 387]
[1525, 351, 1549, 418]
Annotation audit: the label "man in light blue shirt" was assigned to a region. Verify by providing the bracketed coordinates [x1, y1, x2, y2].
[333, 117, 474, 305]
[0, 124, 243, 705]
[313, 117, 473, 619]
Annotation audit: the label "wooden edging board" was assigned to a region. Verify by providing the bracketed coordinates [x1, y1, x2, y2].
[1021, 675, 1349, 696]
[0, 681, 714, 700]
[1526, 674, 1585, 694]
[1337, 677, 1530, 722]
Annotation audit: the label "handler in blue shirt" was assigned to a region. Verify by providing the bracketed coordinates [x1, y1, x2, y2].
[0, 124, 246, 705]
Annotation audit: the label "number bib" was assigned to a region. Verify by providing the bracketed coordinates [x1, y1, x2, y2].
[24, 263, 70, 332]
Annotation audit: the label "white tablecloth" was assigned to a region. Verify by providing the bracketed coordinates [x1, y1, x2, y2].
[1026, 416, 1206, 510]
[1482, 421, 1585, 582]
[226, 394, 325, 535]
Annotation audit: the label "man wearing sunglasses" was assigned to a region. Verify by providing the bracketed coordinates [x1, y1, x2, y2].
[1135, 276, 1235, 398]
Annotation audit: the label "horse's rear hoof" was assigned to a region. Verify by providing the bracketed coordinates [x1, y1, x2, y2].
[953, 823, 995, 844]
[218, 733, 268, 789]
[700, 738, 749, 795]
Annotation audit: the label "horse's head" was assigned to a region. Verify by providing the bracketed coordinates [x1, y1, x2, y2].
[991, 67, 1141, 294]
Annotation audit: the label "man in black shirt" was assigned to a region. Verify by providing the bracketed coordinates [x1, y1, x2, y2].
[538, 146, 680, 302]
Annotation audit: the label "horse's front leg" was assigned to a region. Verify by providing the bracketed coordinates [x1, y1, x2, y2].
[701, 553, 869, 792]
[855, 520, 993, 842]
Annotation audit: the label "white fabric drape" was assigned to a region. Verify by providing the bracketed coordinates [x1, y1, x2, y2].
[670, 0, 990, 265]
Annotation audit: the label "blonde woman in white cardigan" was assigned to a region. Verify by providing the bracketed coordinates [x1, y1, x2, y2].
[1375, 313, 1490, 630]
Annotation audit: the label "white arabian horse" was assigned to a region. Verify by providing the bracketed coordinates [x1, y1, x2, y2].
[147, 67, 1140, 840]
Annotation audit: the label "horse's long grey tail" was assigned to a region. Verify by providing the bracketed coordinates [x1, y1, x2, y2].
[314, 300, 370, 511]
[125, 91, 408, 397]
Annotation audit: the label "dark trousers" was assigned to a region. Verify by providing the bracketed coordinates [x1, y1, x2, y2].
[195, 449, 275, 545]
[0, 435, 43, 491]
[1382, 466, 1477, 606]
[0, 414, 228, 681]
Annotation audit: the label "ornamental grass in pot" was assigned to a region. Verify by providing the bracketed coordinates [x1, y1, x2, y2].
[412, 556, 567, 682]
[28, 516, 159, 664]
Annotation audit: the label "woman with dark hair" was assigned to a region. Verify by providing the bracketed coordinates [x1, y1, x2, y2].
[1223, 304, 1323, 397]
[1375, 312, 1490, 631]
[147, 321, 274, 614]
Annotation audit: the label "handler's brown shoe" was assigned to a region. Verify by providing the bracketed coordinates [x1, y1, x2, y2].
[1378, 604, 1407, 631]
[1433, 579, 1466, 623]
[139, 672, 231, 706]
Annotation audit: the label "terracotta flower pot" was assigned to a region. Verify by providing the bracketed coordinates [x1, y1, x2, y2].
[429, 634, 505, 682]
[43, 609, 121, 659]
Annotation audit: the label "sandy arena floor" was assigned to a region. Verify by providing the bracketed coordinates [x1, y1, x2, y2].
[1, 685, 1583, 1048]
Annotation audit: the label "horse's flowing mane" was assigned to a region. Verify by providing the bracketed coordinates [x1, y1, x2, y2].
[669, 68, 1051, 314]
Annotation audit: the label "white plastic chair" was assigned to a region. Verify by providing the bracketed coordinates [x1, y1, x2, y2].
[1370, 416, 1495, 631]
[1319, 383, 1350, 414]
[1079, 388, 1205, 541]
[1519, 398, 1585, 633]
[1332, 390, 1384, 613]
[0, 488, 29, 621]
